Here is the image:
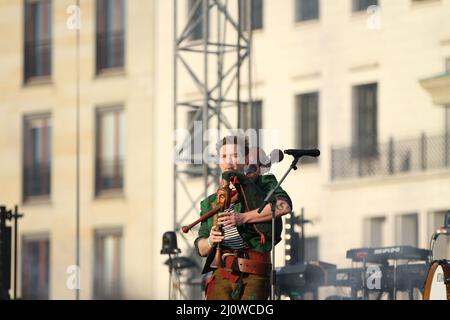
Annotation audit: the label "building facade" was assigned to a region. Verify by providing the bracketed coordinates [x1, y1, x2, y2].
[0, 0, 157, 299]
[1, 0, 450, 299]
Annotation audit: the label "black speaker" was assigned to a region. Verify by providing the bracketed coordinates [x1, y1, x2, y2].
[0, 208, 12, 299]
[160, 231, 181, 255]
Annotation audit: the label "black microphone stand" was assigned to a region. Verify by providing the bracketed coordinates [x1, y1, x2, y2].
[257, 154, 301, 300]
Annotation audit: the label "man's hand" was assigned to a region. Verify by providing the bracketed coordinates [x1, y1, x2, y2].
[209, 225, 224, 245]
[218, 211, 245, 228]
[197, 226, 224, 257]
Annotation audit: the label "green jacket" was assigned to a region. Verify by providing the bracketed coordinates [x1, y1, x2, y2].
[195, 174, 292, 273]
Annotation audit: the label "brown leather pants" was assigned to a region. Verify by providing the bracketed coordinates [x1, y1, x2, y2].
[205, 268, 270, 300]
[204, 249, 271, 300]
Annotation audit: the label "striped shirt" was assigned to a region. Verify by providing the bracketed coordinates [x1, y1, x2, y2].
[221, 204, 247, 250]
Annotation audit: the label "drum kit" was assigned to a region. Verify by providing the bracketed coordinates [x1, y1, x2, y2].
[423, 260, 450, 300]
[422, 212, 450, 300]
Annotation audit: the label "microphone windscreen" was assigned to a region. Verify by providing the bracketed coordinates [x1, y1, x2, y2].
[269, 149, 284, 164]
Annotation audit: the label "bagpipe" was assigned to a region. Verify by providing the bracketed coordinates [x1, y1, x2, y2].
[181, 170, 274, 269]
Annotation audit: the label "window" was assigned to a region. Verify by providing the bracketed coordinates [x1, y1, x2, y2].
[250, 0, 263, 30]
[429, 211, 450, 260]
[296, 92, 319, 164]
[185, 110, 203, 175]
[23, 114, 51, 201]
[96, 0, 125, 73]
[239, 100, 263, 146]
[93, 228, 123, 299]
[304, 237, 319, 261]
[352, 0, 378, 12]
[24, 0, 52, 81]
[364, 216, 385, 247]
[21, 235, 50, 300]
[188, 0, 207, 41]
[396, 213, 418, 247]
[353, 83, 378, 158]
[295, 0, 319, 22]
[239, 0, 263, 31]
[95, 107, 125, 195]
[239, 100, 262, 131]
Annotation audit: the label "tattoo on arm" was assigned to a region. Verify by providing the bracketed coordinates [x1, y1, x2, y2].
[276, 200, 290, 214]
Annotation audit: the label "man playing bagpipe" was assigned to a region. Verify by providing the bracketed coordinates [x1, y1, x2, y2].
[194, 135, 292, 300]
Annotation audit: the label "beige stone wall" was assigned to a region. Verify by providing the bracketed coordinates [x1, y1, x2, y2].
[0, 0, 156, 299]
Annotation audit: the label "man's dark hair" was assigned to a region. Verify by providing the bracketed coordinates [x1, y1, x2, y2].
[217, 135, 249, 157]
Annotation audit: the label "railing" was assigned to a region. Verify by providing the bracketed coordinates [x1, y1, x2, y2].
[331, 133, 450, 180]
[24, 40, 51, 80]
[96, 31, 125, 72]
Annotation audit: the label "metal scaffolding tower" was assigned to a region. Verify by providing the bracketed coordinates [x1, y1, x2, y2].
[172, 0, 253, 298]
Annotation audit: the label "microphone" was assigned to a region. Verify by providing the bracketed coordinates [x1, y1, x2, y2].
[245, 149, 284, 174]
[261, 149, 284, 167]
[284, 149, 320, 158]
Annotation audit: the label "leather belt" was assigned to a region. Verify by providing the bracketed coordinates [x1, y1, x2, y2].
[221, 249, 271, 277]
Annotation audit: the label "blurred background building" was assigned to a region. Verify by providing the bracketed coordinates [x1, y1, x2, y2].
[1, 0, 156, 299]
[0, 0, 449, 299]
